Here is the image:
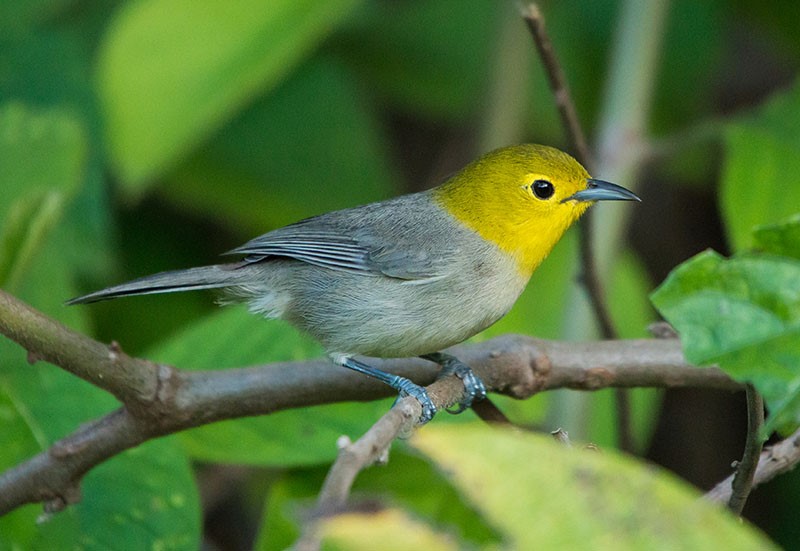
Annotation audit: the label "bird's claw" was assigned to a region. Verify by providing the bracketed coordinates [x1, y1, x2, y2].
[395, 380, 437, 424]
[424, 353, 487, 415]
[443, 362, 487, 414]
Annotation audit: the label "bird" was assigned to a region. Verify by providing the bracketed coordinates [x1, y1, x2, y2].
[68, 144, 640, 423]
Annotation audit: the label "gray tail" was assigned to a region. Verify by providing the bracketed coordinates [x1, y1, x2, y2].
[67, 264, 242, 305]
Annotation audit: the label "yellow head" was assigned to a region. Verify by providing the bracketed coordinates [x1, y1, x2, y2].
[434, 144, 639, 276]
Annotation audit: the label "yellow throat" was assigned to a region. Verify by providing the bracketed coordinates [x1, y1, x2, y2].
[434, 144, 594, 277]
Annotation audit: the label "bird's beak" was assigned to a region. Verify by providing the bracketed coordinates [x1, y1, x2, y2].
[562, 179, 641, 203]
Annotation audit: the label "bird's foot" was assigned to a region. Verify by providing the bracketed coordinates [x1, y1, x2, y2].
[422, 353, 487, 414]
[394, 377, 437, 424]
[337, 355, 437, 424]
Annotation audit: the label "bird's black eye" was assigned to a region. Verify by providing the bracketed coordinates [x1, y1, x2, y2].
[531, 179, 555, 200]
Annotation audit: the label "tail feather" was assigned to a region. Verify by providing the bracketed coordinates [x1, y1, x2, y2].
[67, 264, 241, 305]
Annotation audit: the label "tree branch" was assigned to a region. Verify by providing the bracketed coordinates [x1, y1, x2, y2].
[705, 427, 800, 505]
[0, 290, 738, 516]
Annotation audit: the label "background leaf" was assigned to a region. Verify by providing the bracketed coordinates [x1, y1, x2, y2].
[753, 214, 800, 259]
[97, 0, 363, 187]
[721, 84, 800, 251]
[160, 57, 398, 234]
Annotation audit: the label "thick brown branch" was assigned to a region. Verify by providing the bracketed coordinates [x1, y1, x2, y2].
[0, 290, 740, 516]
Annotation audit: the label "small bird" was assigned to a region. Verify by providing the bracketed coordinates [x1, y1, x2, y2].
[69, 144, 639, 423]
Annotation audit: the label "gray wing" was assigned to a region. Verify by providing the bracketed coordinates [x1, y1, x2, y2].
[225, 194, 456, 280]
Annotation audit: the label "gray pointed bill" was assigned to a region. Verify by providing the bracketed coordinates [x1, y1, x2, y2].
[562, 179, 641, 203]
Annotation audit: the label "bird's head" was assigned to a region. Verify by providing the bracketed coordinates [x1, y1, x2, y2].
[435, 144, 639, 275]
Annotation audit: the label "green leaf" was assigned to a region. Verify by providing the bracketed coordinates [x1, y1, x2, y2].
[0, 191, 65, 290]
[721, 83, 800, 251]
[2, 245, 200, 549]
[0, 349, 201, 549]
[753, 214, 800, 260]
[651, 249, 800, 432]
[0, 103, 87, 290]
[58, 440, 200, 551]
[0, 103, 86, 220]
[97, 0, 363, 188]
[412, 424, 774, 549]
[160, 57, 397, 234]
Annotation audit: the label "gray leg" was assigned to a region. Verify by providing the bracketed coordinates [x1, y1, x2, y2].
[421, 352, 487, 414]
[334, 356, 437, 423]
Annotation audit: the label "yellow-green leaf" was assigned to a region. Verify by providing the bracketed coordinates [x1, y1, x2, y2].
[412, 424, 773, 549]
[318, 509, 459, 551]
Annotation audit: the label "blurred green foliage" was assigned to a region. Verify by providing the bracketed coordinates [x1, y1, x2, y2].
[1, 0, 799, 548]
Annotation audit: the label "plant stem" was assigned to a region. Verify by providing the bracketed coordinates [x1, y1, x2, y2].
[728, 384, 765, 515]
[554, 0, 671, 441]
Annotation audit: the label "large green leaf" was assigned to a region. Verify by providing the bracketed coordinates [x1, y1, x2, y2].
[0, 150, 200, 550]
[97, 0, 363, 188]
[651, 247, 800, 433]
[411, 424, 773, 549]
[160, 57, 397, 234]
[721, 83, 800, 251]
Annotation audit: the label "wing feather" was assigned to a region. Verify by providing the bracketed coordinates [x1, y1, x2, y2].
[224, 195, 454, 280]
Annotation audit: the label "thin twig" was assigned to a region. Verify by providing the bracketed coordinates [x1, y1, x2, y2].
[705, 427, 800, 504]
[520, 2, 631, 450]
[471, 397, 513, 425]
[727, 384, 765, 515]
[519, 3, 593, 167]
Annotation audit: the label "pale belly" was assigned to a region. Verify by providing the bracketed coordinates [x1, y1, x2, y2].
[267, 256, 529, 358]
